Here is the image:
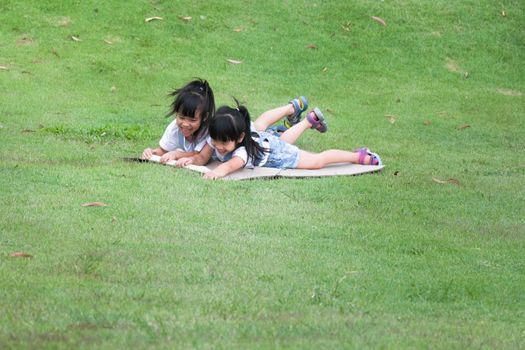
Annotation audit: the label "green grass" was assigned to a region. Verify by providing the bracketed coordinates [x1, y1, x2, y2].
[1, 0, 524, 348]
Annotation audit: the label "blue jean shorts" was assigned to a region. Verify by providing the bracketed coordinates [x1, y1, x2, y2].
[256, 131, 300, 169]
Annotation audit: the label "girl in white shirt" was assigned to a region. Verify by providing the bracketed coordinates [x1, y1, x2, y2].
[141, 79, 215, 163]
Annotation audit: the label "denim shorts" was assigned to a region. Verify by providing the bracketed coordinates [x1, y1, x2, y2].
[256, 131, 300, 169]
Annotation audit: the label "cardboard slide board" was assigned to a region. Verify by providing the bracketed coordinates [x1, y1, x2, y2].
[125, 155, 384, 180]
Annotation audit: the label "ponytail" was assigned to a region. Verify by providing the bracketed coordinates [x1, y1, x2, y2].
[210, 101, 267, 165]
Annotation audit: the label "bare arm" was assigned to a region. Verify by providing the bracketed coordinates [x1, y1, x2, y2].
[159, 149, 199, 163]
[177, 144, 213, 166]
[203, 156, 245, 180]
[142, 147, 167, 160]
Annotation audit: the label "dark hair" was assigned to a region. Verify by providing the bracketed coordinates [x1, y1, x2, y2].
[209, 101, 267, 165]
[166, 78, 215, 140]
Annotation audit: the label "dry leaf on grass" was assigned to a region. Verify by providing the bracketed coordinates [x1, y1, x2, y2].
[10, 252, 33, 258]
[233, 28, 243, 32]
[496, 88, 522, 96]
[57, 16, 71, 27]
[386, 115, 397, 124]
[17, 37, 34, 46]
[145, 16, 163, 22]
[423, 120, 432, 125]
[371, 16, 387, 26]
[227, 59, 242, 65]
[81, 202, 108, 207]
[178, 16, 192, 22]
[456, 124, 470, 130]
[432, 177, 460, 186]
[306, 44, 317, 49]
[71, 36, 81, 42]
[341, 22, 352, 32]
[445, 58, 464, 74]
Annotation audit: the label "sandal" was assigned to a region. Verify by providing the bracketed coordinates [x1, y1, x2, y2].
[355, 148, 382, 166]
[305, 107, 328, 133]
[284, 96, 308, 128]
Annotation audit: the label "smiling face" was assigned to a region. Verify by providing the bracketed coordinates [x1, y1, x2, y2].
[211, 139, 237, 155]
[211, 132, 245, 155]
[176, 110, 202, 138]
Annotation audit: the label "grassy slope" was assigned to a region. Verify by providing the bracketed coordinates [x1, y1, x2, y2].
[1, 0, 524, 348]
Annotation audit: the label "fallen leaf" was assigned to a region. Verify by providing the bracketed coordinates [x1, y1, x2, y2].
[341, 21, 352, 32]
[71, 35, 81, 42]
[501, 10, 507, 17]
[0, 65, 8, 70]
[432, 177, 460, 186]
[104, 39, 113, 45]
[496, 88, 522, 96]
[445, 57, 463, 73]
[233, 28, 242, 32]
[423, 120, 432, 125]
[145, 16, 163, 22]
[227, 59, 242, 65]
[306, 44, 317, 49]
[456, 124, 470, 130]
[17, 36, 34, 45]
[371, 16, 386, 26]
[57, 16, 71, 27]
[81, 202, 108, 207]
[178, 16, 192, 22]
[385, 115, 396, 124]
[10, 252, 33, 258]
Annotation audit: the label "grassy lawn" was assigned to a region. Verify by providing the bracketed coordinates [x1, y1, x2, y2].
[1, 0, 524, 348]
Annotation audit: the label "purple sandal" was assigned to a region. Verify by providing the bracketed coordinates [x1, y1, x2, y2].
[305, 107, 328, 133]
[355, 148, 382, 166]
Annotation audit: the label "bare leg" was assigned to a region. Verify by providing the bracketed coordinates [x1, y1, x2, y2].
[296, 149, 373, 169]
[253, 104, 295, 132]
[279, 119, 312, 144]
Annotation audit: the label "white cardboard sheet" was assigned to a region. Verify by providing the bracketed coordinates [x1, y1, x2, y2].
[129, 155, 383, 180]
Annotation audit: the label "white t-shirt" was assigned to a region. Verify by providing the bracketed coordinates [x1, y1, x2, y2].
[159, 120, 208, 152]
[206, 137, 254, 168]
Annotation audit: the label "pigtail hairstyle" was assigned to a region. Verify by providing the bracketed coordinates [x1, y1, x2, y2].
[210, 101, 267, 165]
[166, 78, 215, 140]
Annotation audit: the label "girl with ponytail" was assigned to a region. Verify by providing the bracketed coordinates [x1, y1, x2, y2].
[177, 100, 381, 180]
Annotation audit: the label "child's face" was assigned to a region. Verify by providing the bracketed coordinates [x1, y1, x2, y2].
[210, 139, 237, 155]
[176, 110, 202, 138]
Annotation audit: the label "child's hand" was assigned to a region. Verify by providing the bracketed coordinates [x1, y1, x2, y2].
[176, 157, 193, 167]
[159, 151, 177, 164]
[203, 171, 220, 180]
[142, 148, 154, 160]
